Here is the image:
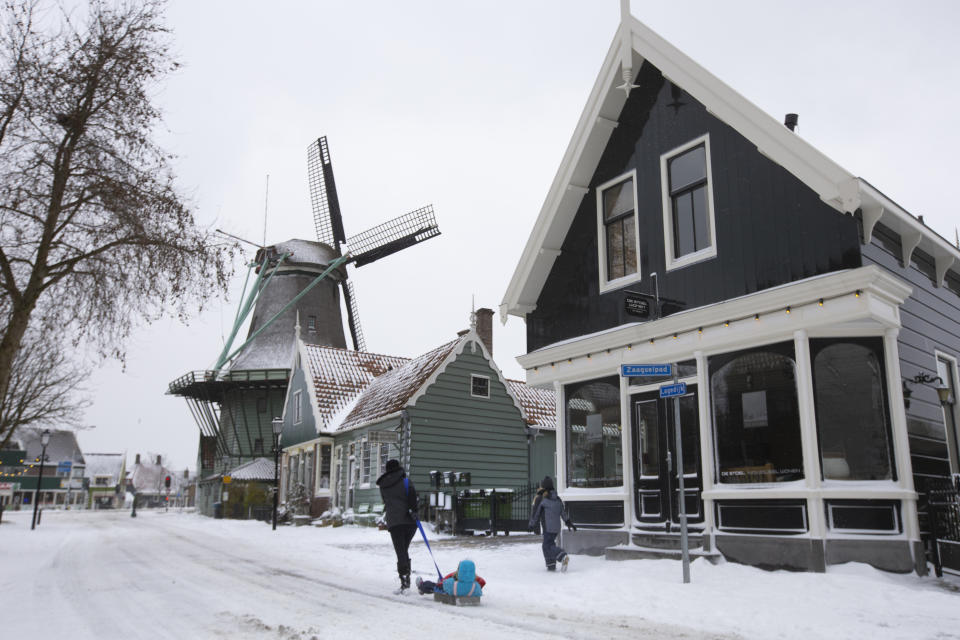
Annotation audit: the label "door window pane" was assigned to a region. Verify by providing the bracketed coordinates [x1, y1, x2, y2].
[812, 339, 893, 480]
[566, 377, 623, 488]
[636, 401, 659, 477]
[710, 344, 804, 484]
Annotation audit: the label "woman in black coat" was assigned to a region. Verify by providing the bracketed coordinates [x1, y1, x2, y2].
[376, 459, 419, 590]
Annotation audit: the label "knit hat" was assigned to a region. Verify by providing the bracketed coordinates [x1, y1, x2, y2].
[385, 459, 402, 473]
[541, 476, 554, 491]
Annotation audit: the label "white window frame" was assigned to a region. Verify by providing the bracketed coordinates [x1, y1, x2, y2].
[935, 350, 960, 476]
[596, 169, 642, 293]
[293, 390, 302, 424]
[660, 134, 718, 272]
[360, 438, 372, 487]
[470, 374, 491, 398]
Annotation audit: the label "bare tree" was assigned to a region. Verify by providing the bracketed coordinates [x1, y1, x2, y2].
[0, 327, 90, 449]
[0, 0, 235, 446]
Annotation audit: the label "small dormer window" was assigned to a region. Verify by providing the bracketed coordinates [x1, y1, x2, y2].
[471, 374, 490, 398]
[660, 135, 717, 270]
[596, 170, 641, 292]
[307, 315, 317, 333]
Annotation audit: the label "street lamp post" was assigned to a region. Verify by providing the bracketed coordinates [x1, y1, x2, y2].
[272, 417, 283, 531]
[31, 429, 51, 530]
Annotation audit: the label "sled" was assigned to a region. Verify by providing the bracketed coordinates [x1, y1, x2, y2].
[433, 592, 482, 606]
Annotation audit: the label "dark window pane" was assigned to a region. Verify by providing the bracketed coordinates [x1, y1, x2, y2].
[603, 178, 634, 221]
[669, 145, 706, 192]
[679, 394, 700, 474]
[566, 378, 623, 488]
[673, 192, 694, 256]
[692, 185, 710, 251]
[710, 346, 804, 484]
[813, 340, 892, 480]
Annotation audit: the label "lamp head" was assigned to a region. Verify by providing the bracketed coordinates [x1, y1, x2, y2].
[935, 380, 953, 405]
[272, 417, 283, 436]
[40, 429, 51, 447]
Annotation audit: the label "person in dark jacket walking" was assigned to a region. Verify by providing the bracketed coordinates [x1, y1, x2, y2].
[376, 459, 419, 590]
[528, 475, 576, 571]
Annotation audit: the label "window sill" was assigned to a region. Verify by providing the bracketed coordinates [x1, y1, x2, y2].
[598, 272, 643, 295]
[665, 246, 717, 272]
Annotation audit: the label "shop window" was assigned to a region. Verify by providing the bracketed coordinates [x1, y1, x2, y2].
[936, 353, 960, 475]
[661, 135, 717, 270]
[812, 339, 894, 481]
[710, 343, 804, 484]
[596, 171, 640, 290]
[565, 377, 623, 488]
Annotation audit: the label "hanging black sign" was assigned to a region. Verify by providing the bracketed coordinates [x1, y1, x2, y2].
[624, 293, 651, 318]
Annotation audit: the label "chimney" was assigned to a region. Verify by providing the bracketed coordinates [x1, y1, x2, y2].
[135, 453, 140, 465]
[156, 455, 161, 465]
[784, 113, 798, 132]
[475, 308, 494, 355]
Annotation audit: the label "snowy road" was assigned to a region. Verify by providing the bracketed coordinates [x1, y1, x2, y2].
[4, 509, 960, 639]
[4, 510, 735, 640]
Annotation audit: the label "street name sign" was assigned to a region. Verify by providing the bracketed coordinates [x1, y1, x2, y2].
[621, 364, 672, 377]
[659, 382, 687, 398]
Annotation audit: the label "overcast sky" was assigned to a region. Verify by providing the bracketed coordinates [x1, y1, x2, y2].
[75, 1, 960, 470]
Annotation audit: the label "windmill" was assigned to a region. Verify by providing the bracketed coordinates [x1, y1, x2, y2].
[306, 135, 441, 352]
[167, 135, 441, 506]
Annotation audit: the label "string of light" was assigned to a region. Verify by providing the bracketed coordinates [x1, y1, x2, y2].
[533, 289, 863, 373]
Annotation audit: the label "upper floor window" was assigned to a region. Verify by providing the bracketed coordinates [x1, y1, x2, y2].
[661, 135, 717, 270]
[293, 390, 302, 424]
[596, 170, 640, 291]
[471, 374, 490, 398]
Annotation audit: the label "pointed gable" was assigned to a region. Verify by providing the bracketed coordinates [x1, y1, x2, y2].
[501, 14, 960, 322]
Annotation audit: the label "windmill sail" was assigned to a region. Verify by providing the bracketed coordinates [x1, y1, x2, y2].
[342, 279, 366, 352]
[346, 205, 441, 267]
[307, 137, 347, 249]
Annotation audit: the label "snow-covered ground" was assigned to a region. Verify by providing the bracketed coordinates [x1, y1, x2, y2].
[2, 508, 959, 639]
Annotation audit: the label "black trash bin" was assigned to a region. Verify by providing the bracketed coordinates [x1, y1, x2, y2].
[213, 502, 223, 519]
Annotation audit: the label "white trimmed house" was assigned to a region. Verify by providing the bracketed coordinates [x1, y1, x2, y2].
[501, 7, 960, 573]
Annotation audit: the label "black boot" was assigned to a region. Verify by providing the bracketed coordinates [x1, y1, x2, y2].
[401, 573, 411, 590]
[398, 561, 411, 591]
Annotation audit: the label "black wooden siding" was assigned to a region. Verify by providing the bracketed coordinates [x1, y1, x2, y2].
[861, 221, 960, 481]
[527, 60, 861, 352]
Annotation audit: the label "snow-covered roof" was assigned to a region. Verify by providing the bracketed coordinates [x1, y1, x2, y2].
[227, 457, 275, 481]
[19, 428, 84, 466]
[83, 453, 124, 481]
[302, 344, 410, 430]
[337, 339, 460, 431]
[506, 380, 556, 431]
[500, 11, 960, 321]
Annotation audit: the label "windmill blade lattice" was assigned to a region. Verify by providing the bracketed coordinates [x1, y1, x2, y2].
[341, 279, 366, 352]
[346, 205, 441, 267]
[307, 137, 347, 249]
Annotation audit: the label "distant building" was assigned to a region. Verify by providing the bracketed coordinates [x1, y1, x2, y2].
[83, 453, 127, 509]
[2, 429, 85, 510]
[127, 454, 191, 509]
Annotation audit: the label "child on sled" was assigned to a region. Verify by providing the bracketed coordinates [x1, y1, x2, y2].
[415, 559, 485, 597]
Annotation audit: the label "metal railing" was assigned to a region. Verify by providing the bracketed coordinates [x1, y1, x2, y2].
[920, 475, 960, 577]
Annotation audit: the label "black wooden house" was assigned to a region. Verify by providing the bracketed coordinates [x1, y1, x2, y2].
[501, 12, 960, 574]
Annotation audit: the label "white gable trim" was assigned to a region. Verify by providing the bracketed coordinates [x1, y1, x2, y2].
[501, 13, 960, 322]
[404, 330, 530, 423]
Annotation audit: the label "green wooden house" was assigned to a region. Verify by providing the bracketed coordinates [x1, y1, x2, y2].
[277, 309, 556, 518]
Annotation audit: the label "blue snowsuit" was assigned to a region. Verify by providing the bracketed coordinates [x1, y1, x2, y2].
[441, 559, 483, 597]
